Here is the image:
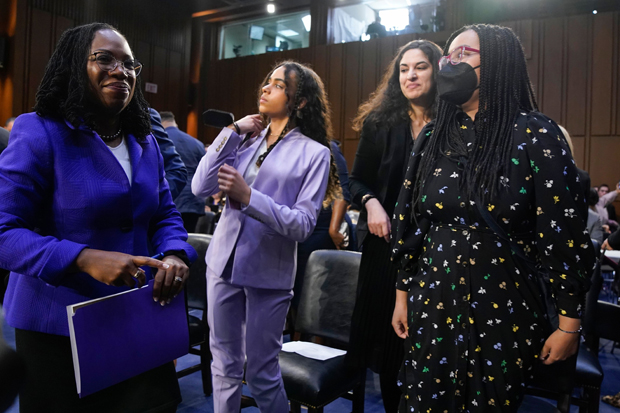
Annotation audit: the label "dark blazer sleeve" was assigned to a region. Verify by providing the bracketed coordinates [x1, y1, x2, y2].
[349, 121, 382, 207]
[150, 108, 187, 199]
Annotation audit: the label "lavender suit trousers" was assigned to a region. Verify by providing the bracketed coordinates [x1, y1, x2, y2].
[207, 267, 292, 413]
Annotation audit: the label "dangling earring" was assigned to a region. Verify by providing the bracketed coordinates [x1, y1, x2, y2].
[296, 107, 303, 119]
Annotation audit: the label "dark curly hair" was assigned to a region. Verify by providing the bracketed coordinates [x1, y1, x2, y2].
[415, 24, 538, 204]
[256, 61, 341, 207]
[352, 39, 443, 132]
[34, 22, 151, 139]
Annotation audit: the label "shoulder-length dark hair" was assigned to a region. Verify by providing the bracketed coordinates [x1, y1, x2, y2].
[257, 61, 341, 207]
[352, 39, 443, 132]
[34, 22, 151, 139]
[415, 24, 538, 203]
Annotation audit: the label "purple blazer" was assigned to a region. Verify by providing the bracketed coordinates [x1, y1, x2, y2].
[192, 127, 330, 290]
[0, 113, 197, 336]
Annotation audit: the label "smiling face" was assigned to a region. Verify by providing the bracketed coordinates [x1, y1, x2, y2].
[259, 66, 297, 119]
[86, 29, 136, 116]
[446, 29, 481, 110]
[399, 48, 434, 103]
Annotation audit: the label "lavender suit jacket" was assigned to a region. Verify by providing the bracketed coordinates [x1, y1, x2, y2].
[0, 113, 197, 336]
[192, 127, 330, 290]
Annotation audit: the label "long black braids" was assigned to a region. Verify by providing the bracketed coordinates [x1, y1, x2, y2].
[34, 22, 151, 139]
[414, 24, 538, 206]
[256, 61, 342, 207]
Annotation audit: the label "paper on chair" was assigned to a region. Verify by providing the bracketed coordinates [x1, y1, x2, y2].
[281, 341, 346, 361]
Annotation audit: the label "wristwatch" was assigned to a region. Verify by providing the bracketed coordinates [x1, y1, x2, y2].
[361, 194, 376, 207]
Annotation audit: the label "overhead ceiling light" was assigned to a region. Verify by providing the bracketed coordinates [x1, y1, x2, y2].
[267, 3, 275, 13]
[302, 14, 311, 32]
[592, 9, 598, 14]
[278, 29, 299, 37]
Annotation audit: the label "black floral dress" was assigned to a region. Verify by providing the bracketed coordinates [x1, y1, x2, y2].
[391, 111, 595, 412]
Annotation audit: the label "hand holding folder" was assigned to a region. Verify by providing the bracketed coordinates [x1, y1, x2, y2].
[67, 281, 189, 397]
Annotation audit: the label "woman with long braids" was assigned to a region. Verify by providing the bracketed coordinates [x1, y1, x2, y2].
[0, 23, 195, 412]
[345, 39, 442, 412]
[392, 24, 595, 411]
[192, 61, 339, 413]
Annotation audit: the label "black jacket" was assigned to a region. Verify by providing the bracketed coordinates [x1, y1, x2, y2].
[349, 119, 413, 247]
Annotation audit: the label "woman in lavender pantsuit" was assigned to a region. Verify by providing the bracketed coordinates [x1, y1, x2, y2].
[192, 61, 341, 413]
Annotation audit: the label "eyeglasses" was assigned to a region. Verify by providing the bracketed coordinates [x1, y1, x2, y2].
[89, 52, 143, 76]
[438, 46, 480, 70]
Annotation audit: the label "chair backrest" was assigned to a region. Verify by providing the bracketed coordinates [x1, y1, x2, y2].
[195, 212, 216, 234]
[186, 233, 211, 311]
[295, 250, 362, 344]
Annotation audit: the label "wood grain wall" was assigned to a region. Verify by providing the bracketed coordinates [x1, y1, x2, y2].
[200, 11, 620, 190]
[4, 0, 191, 129]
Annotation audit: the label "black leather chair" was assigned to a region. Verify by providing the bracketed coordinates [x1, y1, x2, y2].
[176, 233, 212, 396]
[526, 243, 606, 413]
[195, 212, 216, 235]
[279, 250, 366, 413]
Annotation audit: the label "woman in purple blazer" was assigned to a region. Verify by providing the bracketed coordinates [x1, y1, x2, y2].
[0, 23, 195, 412]
[192, 61, 340, 413]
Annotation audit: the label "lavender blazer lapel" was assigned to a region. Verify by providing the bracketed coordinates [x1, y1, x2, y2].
[234, 131, 266, 176]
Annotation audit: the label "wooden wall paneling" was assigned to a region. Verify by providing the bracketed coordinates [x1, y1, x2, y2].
[395, 32, 416, 49]
[526, 20, 540, 99]
[419, 30, 449, 49]
[148, 46, 168, 111]
[539, 17, 564, 123]
[135, 41, 151, 95]
[327, 43, 344, 146]
[377, 36, 395, 84]
[240, 56, 256, 117]
[53, 16, 73, 46]
[360, 39, 378, 104]
[342, 41, 361, 142]
[12, 0, 29, 115]
[312, 45, 328, 85]
[590, 12, 614, 136]
[565, 14, 589, 138]
[298, 47, 314, 67]
[203, 60, 220, 143]
[588, 136, 620, 187]
[166, 50, 183, 115]
[27, 9, 53, 111]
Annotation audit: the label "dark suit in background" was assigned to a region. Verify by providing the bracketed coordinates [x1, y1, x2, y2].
[165, 125, 206, 233]
[150, 108, 187, 199]
[0, 128, 9, 154]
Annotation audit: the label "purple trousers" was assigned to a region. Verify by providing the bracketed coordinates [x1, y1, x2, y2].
[207, 268, 292, 413]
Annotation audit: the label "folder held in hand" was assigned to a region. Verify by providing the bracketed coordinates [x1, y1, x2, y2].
[66, 281, 189, 397]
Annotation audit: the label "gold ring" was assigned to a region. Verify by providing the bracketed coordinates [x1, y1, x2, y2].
[132, 270, 141, 279]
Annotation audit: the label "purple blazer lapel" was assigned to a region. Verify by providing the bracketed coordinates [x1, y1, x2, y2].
[235, 131, 266, 176]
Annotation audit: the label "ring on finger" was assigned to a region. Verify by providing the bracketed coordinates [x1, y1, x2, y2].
[174, 276, 183, 283]
[132, 270, 142, 279]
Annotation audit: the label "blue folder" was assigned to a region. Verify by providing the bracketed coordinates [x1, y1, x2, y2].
[66, 281, 189, 397]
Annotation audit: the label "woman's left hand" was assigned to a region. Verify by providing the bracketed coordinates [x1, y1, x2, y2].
[218, 164, 251, 205]
[152, 255, 189, 305]
[539, 327, 580, 365]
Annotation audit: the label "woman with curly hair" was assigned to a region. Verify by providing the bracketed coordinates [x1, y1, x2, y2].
[345, 39, 442, 412]
[192, 61, 339, 413]
[0, 23, 195, 412]
[392, 24, 595, 411]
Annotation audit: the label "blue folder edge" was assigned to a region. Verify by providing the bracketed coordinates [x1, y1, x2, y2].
[66, 281, 189, 397]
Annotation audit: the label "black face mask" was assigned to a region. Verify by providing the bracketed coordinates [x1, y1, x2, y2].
[437, 63, 480, 106]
